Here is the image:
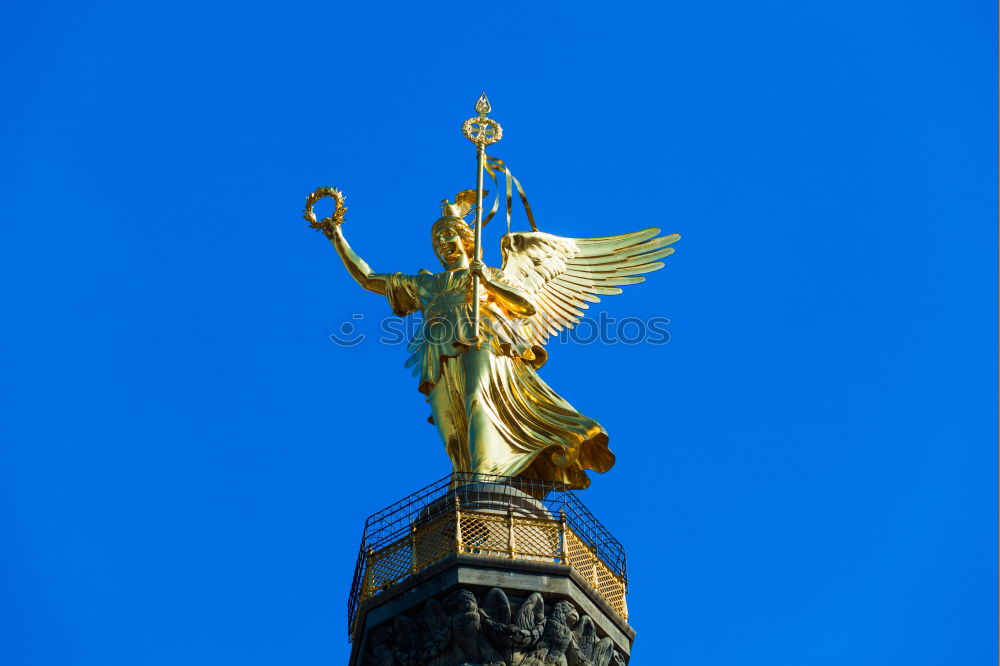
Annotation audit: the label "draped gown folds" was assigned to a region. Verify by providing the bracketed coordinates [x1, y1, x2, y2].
[384, 267, 612, 490]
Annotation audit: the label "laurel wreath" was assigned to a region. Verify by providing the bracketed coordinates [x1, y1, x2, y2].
[462, 117, 503, 146]
[303, 187, 347, 237]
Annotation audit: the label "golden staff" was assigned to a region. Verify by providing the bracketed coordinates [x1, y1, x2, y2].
[461, 93, 503, 344]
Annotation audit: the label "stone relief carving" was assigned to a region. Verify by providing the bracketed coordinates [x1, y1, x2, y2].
[364, 587, 623, 666]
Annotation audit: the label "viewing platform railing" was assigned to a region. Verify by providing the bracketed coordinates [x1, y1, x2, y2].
[348, 473, 628, 636]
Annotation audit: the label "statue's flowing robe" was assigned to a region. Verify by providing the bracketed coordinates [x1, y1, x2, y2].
[384, 268, 614, 490]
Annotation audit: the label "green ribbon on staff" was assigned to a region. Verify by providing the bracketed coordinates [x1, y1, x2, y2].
[481, 155, 539, 233]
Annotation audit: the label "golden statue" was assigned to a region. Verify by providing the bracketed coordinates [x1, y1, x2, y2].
[305, 95, 679, 490]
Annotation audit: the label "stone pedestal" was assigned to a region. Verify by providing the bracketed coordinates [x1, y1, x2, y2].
[348, 554, 634, 666]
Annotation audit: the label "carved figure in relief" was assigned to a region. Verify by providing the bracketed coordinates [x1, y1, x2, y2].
[363, 587, 623, 666]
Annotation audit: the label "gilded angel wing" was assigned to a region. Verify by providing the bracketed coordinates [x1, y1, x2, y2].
[499, 228, 680, 346]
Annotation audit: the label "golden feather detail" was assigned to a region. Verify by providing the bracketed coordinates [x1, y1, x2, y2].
[499, 229, 681, 347]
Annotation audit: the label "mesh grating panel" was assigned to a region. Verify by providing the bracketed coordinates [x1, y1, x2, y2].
[364, 539, 411, 596]
[412, 515, 455, 570]
[514, 516, 562, 561]
[564, 527, 598, 584]
[458, 512, 509, 557]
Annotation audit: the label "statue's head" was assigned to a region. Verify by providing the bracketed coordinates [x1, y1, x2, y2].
[553, 600, 579, 626]
[432, 214, 475, 269]
[432, 191, 483, 269]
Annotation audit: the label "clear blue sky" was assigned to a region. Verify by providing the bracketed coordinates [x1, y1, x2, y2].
[1, 1, 995, 664]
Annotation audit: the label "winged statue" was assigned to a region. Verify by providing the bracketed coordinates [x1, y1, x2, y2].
[313, 189, 679, 490]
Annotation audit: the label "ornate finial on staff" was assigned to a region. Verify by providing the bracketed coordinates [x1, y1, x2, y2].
[462, 93, 503, 346]
[464, 93, 501, 145]
[475, 92, 491, 115]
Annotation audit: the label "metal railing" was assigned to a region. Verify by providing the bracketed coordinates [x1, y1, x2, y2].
[348, 473, 628, 637]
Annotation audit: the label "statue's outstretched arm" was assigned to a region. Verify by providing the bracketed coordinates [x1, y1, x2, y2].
[326, 224, 388, 296]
